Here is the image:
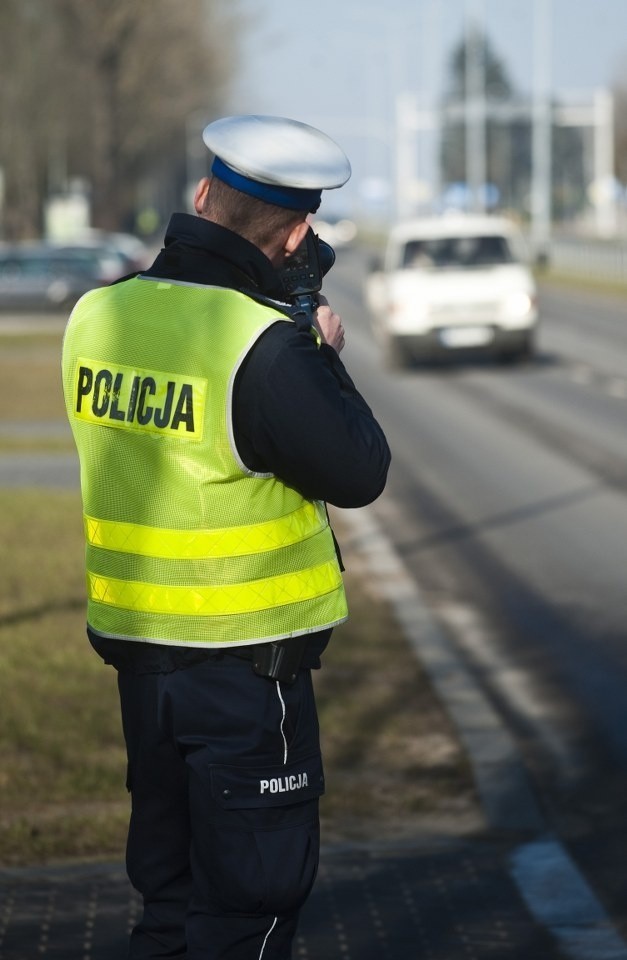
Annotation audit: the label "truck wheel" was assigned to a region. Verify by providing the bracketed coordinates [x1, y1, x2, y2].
[497, 331, 535, 364]
[384, 335, 412, 370]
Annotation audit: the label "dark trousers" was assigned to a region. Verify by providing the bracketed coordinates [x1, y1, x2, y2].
[117, 655, 324, 960]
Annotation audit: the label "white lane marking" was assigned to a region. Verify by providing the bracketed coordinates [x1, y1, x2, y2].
[566, 363, 627, 400]
[607, 378, 627, 399]
[511, 837, 627, 960]
[436, 600, 584, 783]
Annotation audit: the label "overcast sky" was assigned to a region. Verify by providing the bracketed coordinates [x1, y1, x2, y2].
[228, 0, 627, 217]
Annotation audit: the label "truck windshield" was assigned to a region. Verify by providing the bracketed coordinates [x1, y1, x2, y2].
[402, 235, 514, 269]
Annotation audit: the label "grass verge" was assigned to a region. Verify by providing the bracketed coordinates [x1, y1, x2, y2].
[0, 332, 67, 426]
[0, 489, 478, 866]
[317, 521, 478, 843]
[536, 268, 627, 301]
[0, 489, 129, 865]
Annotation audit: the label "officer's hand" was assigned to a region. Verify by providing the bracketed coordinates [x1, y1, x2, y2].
[314, 297, 345, 354]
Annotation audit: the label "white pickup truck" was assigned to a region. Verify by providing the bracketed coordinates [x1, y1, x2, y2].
[365, 215, 538, 367]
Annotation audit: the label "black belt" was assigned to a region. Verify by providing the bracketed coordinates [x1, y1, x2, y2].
[227, 637, 308, 684]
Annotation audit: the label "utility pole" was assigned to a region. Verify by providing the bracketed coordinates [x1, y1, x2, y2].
[465, 0, 487, 213]
[531, 0, 552, 258]
[417, 0, 441, 213]
[593, 88, 616, 237]
[395, 93, 421, 220]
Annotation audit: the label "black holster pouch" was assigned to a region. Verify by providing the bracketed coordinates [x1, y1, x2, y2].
[252, 636, 309, 684]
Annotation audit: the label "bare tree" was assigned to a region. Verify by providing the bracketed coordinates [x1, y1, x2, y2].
[439, 30, 585, 221]
[0, 1, 60, 237]
[440, 30, 515, 197]
[0, 0, 240, 239]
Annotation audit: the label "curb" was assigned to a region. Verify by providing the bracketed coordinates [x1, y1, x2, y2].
[340, 504, 627, 960]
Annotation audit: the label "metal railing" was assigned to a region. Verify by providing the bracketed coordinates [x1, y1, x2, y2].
[546, 236, 627, 285]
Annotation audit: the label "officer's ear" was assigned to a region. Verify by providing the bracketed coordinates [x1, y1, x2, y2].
[193, 178, 212, 215]
[284, 220, 309, 257]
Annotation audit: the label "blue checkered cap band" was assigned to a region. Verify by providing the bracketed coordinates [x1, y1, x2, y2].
[202, 115, 351, 211]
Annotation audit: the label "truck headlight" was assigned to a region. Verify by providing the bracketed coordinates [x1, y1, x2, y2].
[505, 292, 534, 318]
[388, 301, 429, 332]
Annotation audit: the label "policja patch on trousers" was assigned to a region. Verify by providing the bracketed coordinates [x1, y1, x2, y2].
[209, 753, 325, 810]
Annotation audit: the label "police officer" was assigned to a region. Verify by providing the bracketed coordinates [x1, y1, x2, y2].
[62, 115, 390, 960]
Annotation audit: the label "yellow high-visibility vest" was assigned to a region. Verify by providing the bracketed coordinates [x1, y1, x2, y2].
[62, 276, 347, 647]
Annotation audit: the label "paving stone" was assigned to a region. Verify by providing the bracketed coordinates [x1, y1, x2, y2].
[0, 836, 568, 960]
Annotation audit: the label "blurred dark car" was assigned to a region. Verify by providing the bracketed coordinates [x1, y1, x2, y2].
[72, 229, 152, 273]
[0, 242, 130, 311]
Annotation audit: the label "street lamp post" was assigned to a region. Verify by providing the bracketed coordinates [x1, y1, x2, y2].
[465, 0, 487, 214]
[531, 0, 552, 257]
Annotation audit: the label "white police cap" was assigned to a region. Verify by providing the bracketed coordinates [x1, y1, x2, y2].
[202, 115, 351, 212]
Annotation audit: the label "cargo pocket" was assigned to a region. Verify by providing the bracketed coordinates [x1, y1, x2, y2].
[188, 752, 324, 916]
[210, 753, 324, 810]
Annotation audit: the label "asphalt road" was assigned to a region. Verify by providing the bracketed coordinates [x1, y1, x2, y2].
[328, 248, 627, 938]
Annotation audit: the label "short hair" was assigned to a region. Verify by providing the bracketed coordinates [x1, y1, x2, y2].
[204, 177, 306, 250]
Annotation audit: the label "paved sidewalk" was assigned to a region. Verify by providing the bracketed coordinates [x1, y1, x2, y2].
[0, 833, 567, 960]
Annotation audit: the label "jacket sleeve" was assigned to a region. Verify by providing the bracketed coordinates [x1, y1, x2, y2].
[233, 322, 391, 508]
